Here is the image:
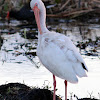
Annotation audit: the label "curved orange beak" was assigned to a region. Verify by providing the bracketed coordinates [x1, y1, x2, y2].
[33, 3, 42, 34]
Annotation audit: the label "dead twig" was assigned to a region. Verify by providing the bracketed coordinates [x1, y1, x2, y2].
[47, 8, 94, 18]
[60, 0, 70, 11]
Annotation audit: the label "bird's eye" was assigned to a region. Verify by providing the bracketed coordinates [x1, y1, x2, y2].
[36, 3, 38, 6]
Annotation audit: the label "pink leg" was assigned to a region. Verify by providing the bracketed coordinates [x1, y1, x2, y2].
[53, 74, 56, 100]
[65, 80, 67, 100]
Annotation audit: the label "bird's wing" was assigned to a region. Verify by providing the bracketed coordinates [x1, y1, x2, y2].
[54, 33, 88, 71]
[38, 32, 88, 82]
[39, 34, 79, 83]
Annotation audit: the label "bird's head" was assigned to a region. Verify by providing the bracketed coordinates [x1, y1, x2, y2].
[30, 0, 43, 11]
[30, 0, 43, 34]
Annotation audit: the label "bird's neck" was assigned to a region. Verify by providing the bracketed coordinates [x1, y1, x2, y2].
[39, 4, 49, 34]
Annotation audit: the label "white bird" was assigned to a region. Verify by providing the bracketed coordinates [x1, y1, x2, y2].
[30, 0, 88, 100]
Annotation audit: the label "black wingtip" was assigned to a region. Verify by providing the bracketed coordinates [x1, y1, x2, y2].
[81, 63, 88, 72]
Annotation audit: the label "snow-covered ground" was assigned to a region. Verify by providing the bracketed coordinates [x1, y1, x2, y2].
[0, 26, 100, 99]
[0, 53, 100, 99]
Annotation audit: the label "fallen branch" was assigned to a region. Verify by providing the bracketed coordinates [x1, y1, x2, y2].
[22, 47, 39, 68]
[60, 0, 70, 11]
[47, 8, 94, 18]
[92, 0, 100, 3]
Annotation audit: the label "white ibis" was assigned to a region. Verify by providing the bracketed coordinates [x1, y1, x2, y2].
[30, 0, 88, 100]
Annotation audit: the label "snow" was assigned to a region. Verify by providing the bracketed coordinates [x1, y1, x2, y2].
[0, 31, 100, 100]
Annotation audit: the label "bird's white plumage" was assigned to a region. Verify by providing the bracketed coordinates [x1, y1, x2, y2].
[30, 0, 88, 84]
[37, 31, 87, 83]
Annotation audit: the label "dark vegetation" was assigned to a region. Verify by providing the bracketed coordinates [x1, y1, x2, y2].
[1, 0, 100, 21]
[0, 83, 61, 100]
[0, 83, 99, 100]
